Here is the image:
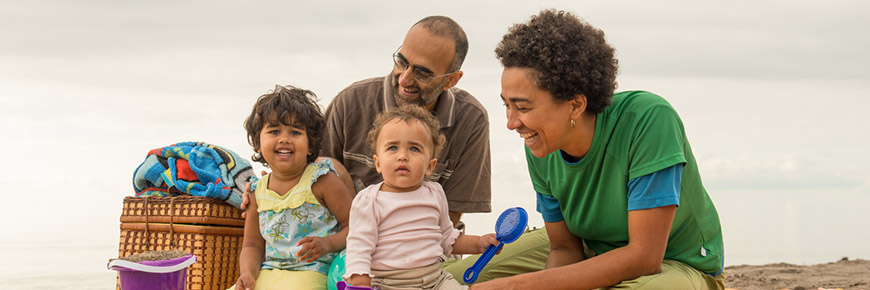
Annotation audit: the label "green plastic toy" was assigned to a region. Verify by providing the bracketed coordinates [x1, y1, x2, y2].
[327, 249, 347, 290]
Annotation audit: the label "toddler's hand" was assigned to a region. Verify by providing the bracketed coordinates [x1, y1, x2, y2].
[235, 274, 256, 290]
[478, 233, 499, 253]
[296, 236, 334, 262]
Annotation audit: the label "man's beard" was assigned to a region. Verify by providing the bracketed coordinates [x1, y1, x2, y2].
[391, 75, 442, 107]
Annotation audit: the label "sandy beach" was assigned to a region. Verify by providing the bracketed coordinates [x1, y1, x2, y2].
[725, 258, 870, 290]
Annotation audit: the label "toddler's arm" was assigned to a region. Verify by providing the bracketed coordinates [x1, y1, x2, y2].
[344, 187, 379, 286]
[348, 274, 372, 288]
[431, 182, 498, 255]
[236, 189, 266, 289]
[452, 233, 499, 255]
[297, 171, 354, 262]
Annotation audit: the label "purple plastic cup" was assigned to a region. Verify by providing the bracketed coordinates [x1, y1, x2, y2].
[336, 281, 375, 290]
[108, 254, 196, 290]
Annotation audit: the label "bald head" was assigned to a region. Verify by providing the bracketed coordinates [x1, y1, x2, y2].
[413, 16, 468, 72]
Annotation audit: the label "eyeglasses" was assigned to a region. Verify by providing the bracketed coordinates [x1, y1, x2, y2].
[392, 47, 457, 83]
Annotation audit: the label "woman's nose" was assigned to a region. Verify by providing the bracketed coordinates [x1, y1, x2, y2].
[506, 109, 521, 130]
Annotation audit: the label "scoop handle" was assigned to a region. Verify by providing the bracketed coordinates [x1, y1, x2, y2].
[463, 242, 503, 284]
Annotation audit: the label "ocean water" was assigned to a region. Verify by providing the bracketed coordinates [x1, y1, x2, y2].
[1, 186, 868, 289]
[0, 239, 118, 289]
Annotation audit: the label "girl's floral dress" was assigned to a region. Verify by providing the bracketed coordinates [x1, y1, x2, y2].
[255, 159, 339, 274]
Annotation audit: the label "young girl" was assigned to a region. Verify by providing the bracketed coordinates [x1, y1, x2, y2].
[344, 105, 499, 290]
[234, 85, 353, 290]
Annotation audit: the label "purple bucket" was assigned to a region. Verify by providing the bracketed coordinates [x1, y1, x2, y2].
[108, 254, 197, 290]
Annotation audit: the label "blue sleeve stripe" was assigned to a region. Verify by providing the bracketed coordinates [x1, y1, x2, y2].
[627, 164, 683, 211]
[536, 192, 564, 222]
[708, 249, 724, 277]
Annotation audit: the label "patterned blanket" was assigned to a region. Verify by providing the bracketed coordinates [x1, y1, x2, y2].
[132, 141, 257, 208]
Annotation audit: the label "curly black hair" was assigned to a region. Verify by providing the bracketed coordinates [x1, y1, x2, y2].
[495, 9, 618, 114]
[243, 85, 324, 166]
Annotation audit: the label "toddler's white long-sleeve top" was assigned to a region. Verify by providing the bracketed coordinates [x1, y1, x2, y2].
[344, 181, 460, 279]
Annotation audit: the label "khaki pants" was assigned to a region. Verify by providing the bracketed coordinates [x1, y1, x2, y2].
[606, 260, 725, 290]
[442, 227, 550, 284]
[442, 227, 724, 290]
[371, 262, 467, 290]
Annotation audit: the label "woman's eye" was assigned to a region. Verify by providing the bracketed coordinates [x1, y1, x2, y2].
[502, 103, 529, 112]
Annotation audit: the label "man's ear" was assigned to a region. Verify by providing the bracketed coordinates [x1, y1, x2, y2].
[442, 71, 463, 90]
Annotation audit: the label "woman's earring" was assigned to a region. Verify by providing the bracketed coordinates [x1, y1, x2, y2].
[570, 119, 575, 128]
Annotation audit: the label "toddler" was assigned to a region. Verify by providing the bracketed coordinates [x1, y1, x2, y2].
[344, 105, 498, 290]
[234, 85, 353, 290]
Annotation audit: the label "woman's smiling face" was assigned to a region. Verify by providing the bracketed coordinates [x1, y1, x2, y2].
[500, 67, 576, 158]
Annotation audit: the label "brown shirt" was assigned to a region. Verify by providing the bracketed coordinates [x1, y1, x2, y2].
[322, 75, 491, 213]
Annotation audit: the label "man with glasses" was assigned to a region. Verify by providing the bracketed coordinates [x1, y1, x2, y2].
[321, 15, 550, 285]
[322, 15, 490, 229]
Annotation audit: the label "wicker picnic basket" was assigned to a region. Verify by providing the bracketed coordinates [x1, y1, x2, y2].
[116, 196, 245, 290]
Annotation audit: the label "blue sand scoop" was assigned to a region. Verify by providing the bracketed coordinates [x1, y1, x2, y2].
[463, 207, 528, 284]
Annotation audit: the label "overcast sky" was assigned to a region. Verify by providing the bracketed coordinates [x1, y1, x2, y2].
[1, 0, 869, 271]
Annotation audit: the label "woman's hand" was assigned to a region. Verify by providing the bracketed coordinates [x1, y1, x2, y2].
[469, 277, 517, 290]
[296, 236, 335, 262]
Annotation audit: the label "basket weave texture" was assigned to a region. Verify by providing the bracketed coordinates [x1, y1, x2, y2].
[116, 196, 245, 290]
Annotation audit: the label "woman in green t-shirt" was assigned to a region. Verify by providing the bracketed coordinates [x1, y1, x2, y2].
[471, 9, 725, 290]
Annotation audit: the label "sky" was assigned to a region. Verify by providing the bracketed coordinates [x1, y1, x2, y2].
[1, 0, 869, 285]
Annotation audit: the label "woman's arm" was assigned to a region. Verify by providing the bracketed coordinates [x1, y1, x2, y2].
[297, 172, 354, 262]
[236, 190, 265, 290]
[471, 205, 676, 290]
[543, 220, 585, 269]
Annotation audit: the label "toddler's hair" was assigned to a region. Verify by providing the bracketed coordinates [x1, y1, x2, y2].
[244, 85, 324, 166]
[367, 104, 446, 159]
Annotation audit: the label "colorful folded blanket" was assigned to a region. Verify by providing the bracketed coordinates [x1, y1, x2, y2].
[132, 141, 257, 208]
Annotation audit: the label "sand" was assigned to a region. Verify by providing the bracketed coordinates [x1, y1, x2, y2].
[110, 249, 190, 263]
[725, 258, 870, 290]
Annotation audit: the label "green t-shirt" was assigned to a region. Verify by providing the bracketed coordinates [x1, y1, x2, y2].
[526, 91, 724, 274]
